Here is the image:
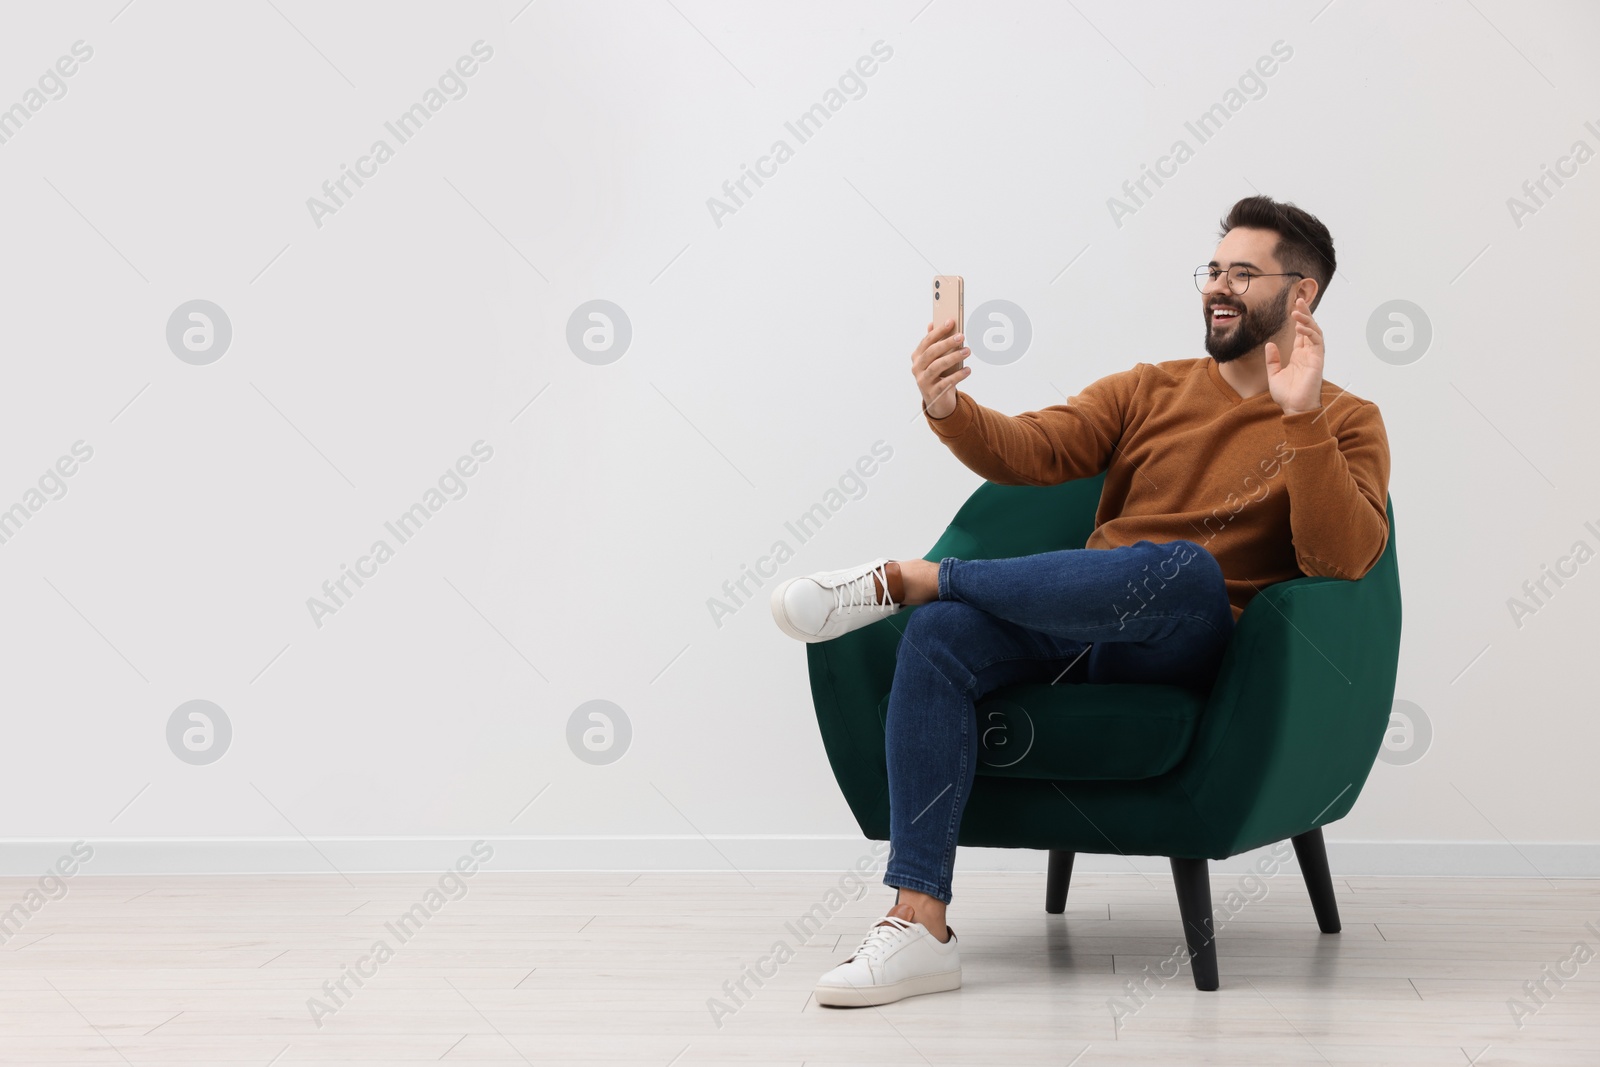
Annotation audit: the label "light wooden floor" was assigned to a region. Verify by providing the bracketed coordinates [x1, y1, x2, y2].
[1, 869, 1597, 1065]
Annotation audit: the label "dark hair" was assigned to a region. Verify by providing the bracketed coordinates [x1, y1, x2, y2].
[1218, 196, 1336, 311]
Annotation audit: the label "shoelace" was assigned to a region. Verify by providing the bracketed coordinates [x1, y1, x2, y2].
[845, 915, 917, 963]
[833, 561, 896, 615]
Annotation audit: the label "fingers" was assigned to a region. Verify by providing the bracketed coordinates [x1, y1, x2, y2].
[914, 331, 966, 373]
[913, 318, 956, 358]
[924, 367, 972, 409]
[929, 334, 966, 362]
[1288, 304, 1323, 350]
[918, 347, 970, 388]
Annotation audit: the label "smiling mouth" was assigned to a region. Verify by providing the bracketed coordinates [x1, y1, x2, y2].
[1210, 304, 1242, 326]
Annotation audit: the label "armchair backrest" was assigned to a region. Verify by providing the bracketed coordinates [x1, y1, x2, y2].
[922, 472, 1109, 564]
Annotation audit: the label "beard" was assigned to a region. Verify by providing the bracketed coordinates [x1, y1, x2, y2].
[1204, 289, 1290, 363]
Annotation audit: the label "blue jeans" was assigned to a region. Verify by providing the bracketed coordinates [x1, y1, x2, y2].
[882, 539, 1235, 905]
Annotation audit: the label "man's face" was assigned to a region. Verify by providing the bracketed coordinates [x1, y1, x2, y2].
[1201, 227, 1293, 363]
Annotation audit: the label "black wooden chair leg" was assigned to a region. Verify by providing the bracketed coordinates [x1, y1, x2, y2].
[1291, 827, 1342, 933]
[1045, 850, 1075, 914]
[1170, 856, 1219, 991]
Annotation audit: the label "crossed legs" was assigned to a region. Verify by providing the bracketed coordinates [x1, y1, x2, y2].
[877, 540, 1236, 940]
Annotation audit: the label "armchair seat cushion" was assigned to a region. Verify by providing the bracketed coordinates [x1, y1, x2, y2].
[876, 680, 1208, 782]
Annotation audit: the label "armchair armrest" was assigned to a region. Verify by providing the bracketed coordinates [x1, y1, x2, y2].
[804, 472, 1109, 835]
[923, 473, 1107, 563]
[1175, 523, 1403, 856]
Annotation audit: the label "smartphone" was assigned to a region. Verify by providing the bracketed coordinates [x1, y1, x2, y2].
[931, 275, 964, 377]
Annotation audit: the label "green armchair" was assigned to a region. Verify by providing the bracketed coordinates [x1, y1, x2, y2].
[802, 470, 1403, 990]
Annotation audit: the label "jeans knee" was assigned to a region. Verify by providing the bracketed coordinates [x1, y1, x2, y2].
[900, 600, 977, 645]
[1157, 539, 1222, 583]
[897, 601, 985, 682]
[1163, 541, 1232, 634]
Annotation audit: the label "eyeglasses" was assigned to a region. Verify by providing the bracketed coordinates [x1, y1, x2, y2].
[1193, 265, 1305, 295]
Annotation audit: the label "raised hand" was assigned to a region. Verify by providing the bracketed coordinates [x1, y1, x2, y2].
[1265, 294, 1325, 416]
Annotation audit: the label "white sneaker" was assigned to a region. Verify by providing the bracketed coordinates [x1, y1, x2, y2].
[770, 557, 903, 643]
[813, 915, 961, 1008]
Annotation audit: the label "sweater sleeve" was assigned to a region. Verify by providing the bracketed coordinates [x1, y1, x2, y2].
[922, 366, 1140, 486]
[1279, 397, 1391, 580]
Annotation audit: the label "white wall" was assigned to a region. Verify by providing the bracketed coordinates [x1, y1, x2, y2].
[2, 0, 1596, 876]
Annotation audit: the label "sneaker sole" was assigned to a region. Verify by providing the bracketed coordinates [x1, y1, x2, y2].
[813, 968, 961, 1008]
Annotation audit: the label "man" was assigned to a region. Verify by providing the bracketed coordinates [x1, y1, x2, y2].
[771, 195, 1390, 1007]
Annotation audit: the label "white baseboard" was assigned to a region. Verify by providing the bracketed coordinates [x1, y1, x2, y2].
[0, 837, 1596, 878]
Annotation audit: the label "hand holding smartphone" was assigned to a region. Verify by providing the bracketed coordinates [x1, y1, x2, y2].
[914, 275, 971, 420]
[931, 275, 964, 377]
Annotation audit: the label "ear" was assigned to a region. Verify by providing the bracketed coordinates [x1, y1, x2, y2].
[1293, 275, 1320, 310]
